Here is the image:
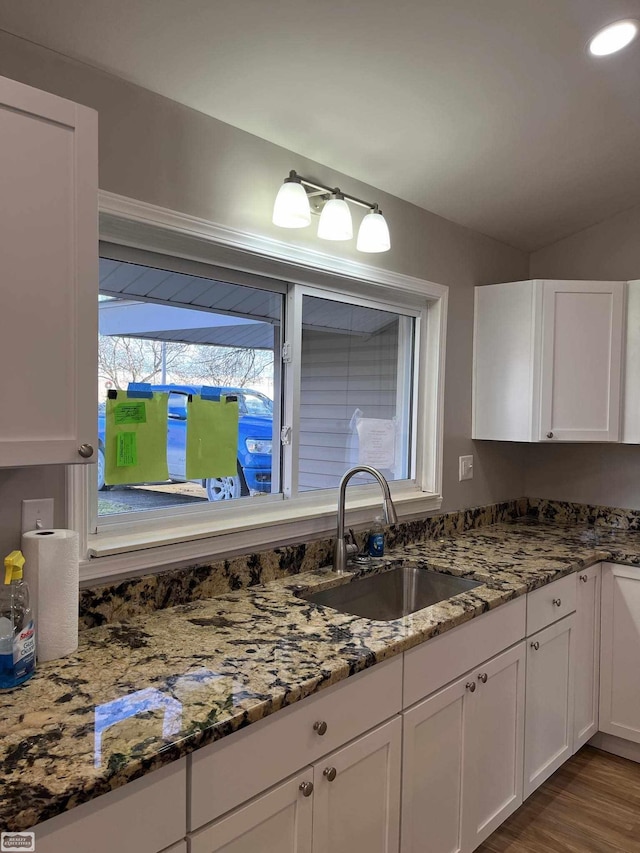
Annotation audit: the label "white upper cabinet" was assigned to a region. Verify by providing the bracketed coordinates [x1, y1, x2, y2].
[473, 280, 625, 442]
[0, 76, 98, 467]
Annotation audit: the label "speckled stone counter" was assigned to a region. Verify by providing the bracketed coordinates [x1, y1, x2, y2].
[2, 518, 640, 832]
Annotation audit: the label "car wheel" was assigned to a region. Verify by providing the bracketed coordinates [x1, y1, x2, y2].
[205, 465, 249, 501]
[97, 446, 111, 491]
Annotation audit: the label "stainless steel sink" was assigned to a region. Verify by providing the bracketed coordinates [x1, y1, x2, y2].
[298, 565, 482, 621]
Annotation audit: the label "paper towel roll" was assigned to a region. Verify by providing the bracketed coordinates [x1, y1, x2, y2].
[22, 529, 79, 662]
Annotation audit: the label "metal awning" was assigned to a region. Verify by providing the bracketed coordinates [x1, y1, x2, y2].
[98, 300, 275, 350]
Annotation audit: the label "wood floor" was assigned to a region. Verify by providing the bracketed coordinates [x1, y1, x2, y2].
[477, 747, 640, 853]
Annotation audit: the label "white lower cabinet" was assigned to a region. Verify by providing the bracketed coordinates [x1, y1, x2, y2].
[523, 615, 575, 797]
[189, 770, 313, 853]
[401, 643, 525, 853]
[573, 564, 601, 751]
[599, 562, 640, 743]
[312, 717, 401, 853]
[190, 718, 402, 853]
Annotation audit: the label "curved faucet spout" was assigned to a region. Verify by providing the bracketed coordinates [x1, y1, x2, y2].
[334, 466, 398, 574]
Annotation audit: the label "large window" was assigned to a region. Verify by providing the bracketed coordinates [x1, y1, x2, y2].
[80, 207, 445, 575]
[94, 255, 421, 527]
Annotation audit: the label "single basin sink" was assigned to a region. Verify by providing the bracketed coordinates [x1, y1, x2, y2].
[298, 565, 482, 621]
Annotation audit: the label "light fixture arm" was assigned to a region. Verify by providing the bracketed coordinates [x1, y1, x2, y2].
[288, 170, 380, 213]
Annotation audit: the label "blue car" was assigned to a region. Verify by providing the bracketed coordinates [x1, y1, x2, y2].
[97, 385, 273, 501]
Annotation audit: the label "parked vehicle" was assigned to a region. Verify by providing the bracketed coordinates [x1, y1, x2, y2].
[97, 385, 273, 501]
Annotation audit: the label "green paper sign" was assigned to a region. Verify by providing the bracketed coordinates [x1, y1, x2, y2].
[114, 401, 147, 425]
[104, 392, 169, 486]
[116, 432, 137, 467]
[186, 395, 239, 480]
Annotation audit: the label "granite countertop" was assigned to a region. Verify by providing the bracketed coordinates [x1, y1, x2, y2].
[2, 519, 640, 831]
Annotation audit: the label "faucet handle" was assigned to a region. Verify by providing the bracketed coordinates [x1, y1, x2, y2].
[344, 529, 359, 559]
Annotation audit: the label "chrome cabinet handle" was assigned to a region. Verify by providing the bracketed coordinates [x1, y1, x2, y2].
[579, 575, 588, 583]
[313, 721, 328, 736]
[546, 432, 554, 439]
[530, 641, 540, 650]
[299, 781, 314, 797]
[553, 598, 562, 606]
[466, 681, 476, 692]
[323, 767, 337, 782]
[478, 672, 488, 683]
[78, 443, 94, 458]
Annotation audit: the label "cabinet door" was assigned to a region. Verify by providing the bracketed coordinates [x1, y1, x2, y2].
[313, 717, 401, 853]
[600, 563, 640, 744]
[463, 643, 525, 850]
[539, 280, 624, 442]
[0, 76, 97, 467]
[524, 616, 575, 797]
[573, 565, 601, 751]
[401, 677, 469, 853]
[189, 770, 313, 853]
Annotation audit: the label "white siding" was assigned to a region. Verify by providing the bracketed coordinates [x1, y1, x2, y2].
[299, 324, 401, 491]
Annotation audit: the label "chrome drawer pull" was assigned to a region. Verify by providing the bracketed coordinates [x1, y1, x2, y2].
[299, 781, 314, 797]
[552, 598, 562, 606]
[466, 681, 476, 692]
[323, 767, 337, 782]
[478, 672, 488, 683]
[313, 720, 328, 736]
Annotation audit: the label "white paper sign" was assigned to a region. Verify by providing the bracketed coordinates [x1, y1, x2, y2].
[356, 417, 396, 469]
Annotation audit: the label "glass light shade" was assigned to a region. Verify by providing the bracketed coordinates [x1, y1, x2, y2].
[317, 197, 353, 241]
[356, 210, 391, 252]
[589, 19, 638, 55]
[272, 180, 311, 228]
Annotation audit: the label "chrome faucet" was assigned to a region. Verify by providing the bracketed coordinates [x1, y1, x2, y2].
[333, 465, 399, 574]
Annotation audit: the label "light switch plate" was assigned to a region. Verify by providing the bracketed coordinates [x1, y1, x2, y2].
[21, 498, 54, 533]
[459, 455, 474, 481]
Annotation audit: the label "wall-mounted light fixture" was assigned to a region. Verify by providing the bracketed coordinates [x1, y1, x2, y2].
[272, 170, 391, 253]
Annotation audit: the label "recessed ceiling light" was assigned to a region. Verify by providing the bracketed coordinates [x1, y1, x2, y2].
[588, 19, 639, 56]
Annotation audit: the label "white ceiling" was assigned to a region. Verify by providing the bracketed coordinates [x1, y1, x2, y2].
[2, 0, 640, 250]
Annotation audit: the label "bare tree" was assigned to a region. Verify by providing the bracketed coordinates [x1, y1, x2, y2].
[184, 346, 273, 387]
[98, 335, 189, 390]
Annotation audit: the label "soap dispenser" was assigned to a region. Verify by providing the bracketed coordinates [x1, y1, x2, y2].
[367, 516, 386, 557]
[0, 550, 36, 690]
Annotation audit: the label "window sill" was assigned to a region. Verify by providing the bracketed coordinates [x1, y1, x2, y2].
[82, 487, 442, 583]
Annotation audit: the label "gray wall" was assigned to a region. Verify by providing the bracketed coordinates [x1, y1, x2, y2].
[0, 31, 529, 556]
[526, 204, 640, 509]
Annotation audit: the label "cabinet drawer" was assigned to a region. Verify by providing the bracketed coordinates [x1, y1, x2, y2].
[526, 574, 576, 636]
[403, 597, 526, 707]
[32, 758, 186, 853]
[189, 655, 402, 829]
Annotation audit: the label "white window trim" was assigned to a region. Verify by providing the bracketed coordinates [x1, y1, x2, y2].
[70, 190, 448, 583]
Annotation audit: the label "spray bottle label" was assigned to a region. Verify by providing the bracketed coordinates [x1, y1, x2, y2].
[13, 620, 36, 679]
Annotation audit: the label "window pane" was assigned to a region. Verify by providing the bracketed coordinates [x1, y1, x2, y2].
[97, 258, 282, 518]
[299, 295, 414, 492]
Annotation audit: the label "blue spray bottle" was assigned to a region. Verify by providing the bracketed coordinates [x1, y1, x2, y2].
[0, 550, 36, 690]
